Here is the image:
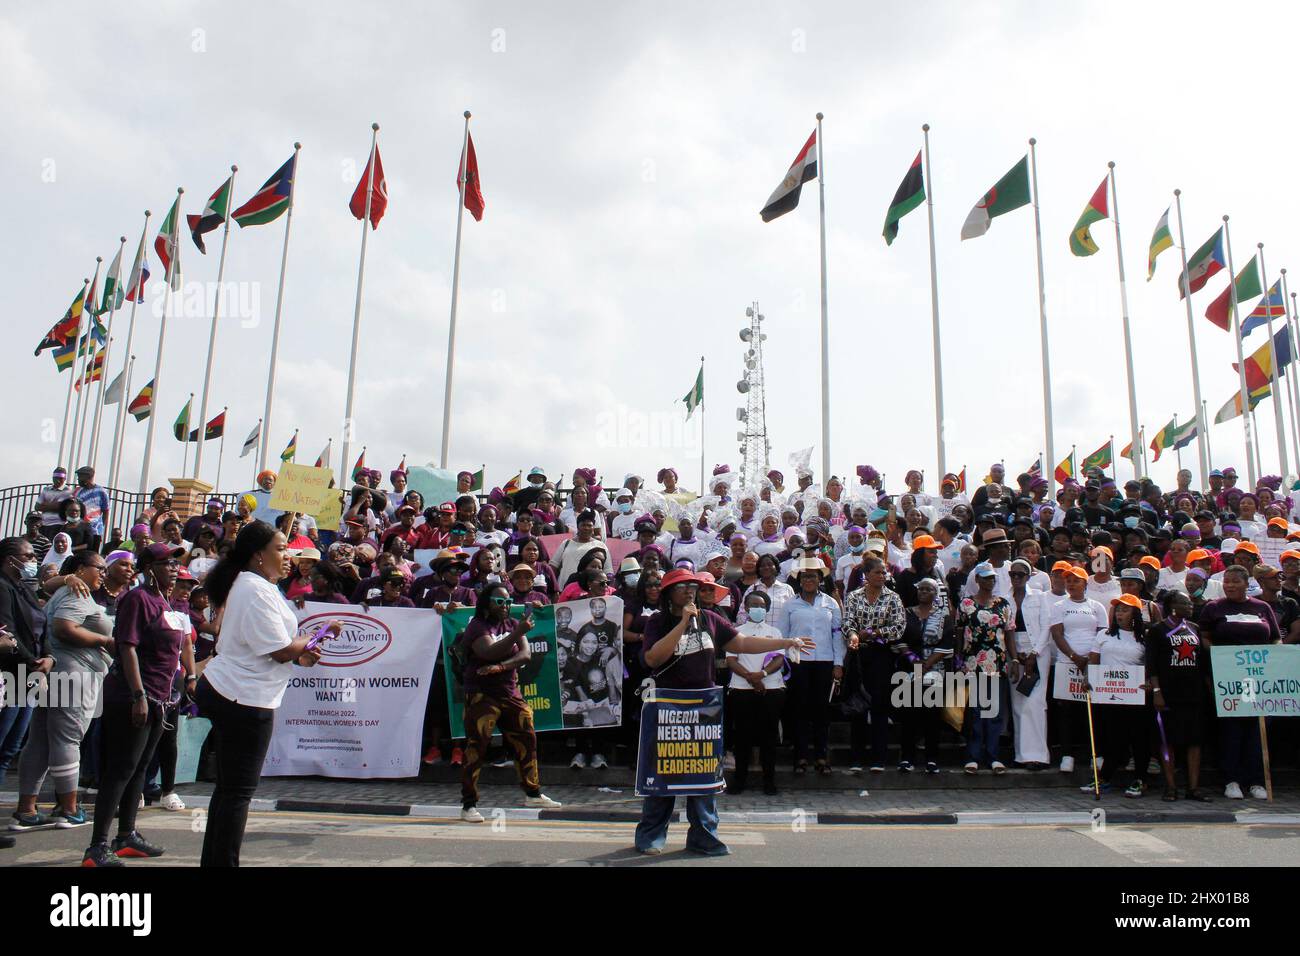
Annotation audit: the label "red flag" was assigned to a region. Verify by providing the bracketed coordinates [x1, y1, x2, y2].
[460, 132, 485, 222]
[349, 145, 388, 229]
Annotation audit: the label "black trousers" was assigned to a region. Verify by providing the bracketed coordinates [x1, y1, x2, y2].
[91, 699, 165, 846]
[145, 706, 179, 793]
[1101, 703, 1152, 784]
[196, 677, 276, 867]
[899, 700, 942, 766]
[1050, 666, 1090, 760]
[849, 645, 896, 766]
[787, 660, 834, 764]
[729, 687, 785, 787]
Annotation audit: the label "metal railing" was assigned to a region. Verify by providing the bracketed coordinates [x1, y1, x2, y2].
[0, 485, 243, 540]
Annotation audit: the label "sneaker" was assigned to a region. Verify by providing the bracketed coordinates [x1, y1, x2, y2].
[636, 845, 663, 855]
[138, 795, 145, 809]
[570, 753, 587, 769]
[524, 793, 562, 809]
[1124, 780, 1146, 799]
[489, 756, 512, 768]
[1249, 785, 1268, 800]
[991, 761, 1007, 774]
[421, 745, 442, 765]
[686, 843, 731, 857]
[1224, 782, 1244, 800]
[897, 761, 914, 773]
[52, 807, 88, 828]
[81, 842, 123, 867]
[1124, 758, 1135, 771]
[449, 746, 464, 766]
[848, 764, 864, 773]
[1079, 781, 1112, 793]
[868, 765, 885, 774]
[590, 753, 609, 769]
[925, 762, 940, 775]
[112, 830, 164, 859]
[1147, 758, 1162, 775]
[8, 810, 54, 832]
[159, 792, 185, 812]
[723, 752, 736, 771]
[460, 806, 485, 823]
[1059, 756, 1075, 774]
[964, 761, 979, 774]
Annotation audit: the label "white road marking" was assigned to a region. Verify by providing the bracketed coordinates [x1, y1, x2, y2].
[1078, 826, 1185, 864]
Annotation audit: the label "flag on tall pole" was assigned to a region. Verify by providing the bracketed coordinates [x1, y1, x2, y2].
[1250, 244, 1289, 475]
[139, 187, 185, 492]
[440, 112, 478, 470]
[315, 441, 331, 469]
[1149, 417, 1177, 462]
[191, 166, 239, 481]
[1068, 177, 1108, 256]
[1172, 190, 1211, 484]
[960, 155, 1030, 240]
[245, 145, 302, 473]
[1147, 208, 1174, 281]
[173, 397, 193, 441]
[1054, 448, 1075, 484]
[102, 367, 126, 405]
[759, 130, 817, 222]
[682, 366, 704, 418]
[124, 223, 151, 304]
[188, 410, 225, 442]
[1103, 163, 1143, 476]
[101, 243, 125, 314]
[109, 210, 152, 491]
[921, 125, 946, 479]
[882, 150, 924, 245]
[1204, 254, 1263, 331]
[69, 259, 103, 472]
[90, 235, 129, 477]
[1178, 227, 1226, 299]
[1080, 440, 1113, 473]
[340, 125, 381, 486]
[351, 448, 367, 481]
[468, 466, 485, 492]
[240, 420, 261, 459]
[1221, 216, 1258, 487]
[36, 286, 87, 356]
[1231, 325, 1293, 392]
[1241, 281, 1286, 338]
[1215, 384, 1270, 423]
[73, 348, 104, 391]
[280, 430, 298, 463]
[128, 379, 154, 421]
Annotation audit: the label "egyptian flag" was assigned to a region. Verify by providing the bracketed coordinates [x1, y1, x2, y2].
[188, 410, 226, 442]
[760, 130, 817, 222]
[460, 132, 485, 221]
[349, 145, 388, 229]
[187, 176, 233, 253]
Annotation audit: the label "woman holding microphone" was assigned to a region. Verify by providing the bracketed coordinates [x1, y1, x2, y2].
[195, 521, 340, 867]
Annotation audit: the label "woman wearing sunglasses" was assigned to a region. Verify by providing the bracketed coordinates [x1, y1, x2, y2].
[457, 584, 562, 822]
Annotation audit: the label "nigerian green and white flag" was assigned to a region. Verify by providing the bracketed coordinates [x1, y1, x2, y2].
[100, 244, 125, 314]
[682, 366, 704, 419]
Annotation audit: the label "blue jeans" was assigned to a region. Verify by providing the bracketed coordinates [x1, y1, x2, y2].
[1219, 717, 1264, 788]
[635, 795, 726, 853]
[966, 679, 1008, 766]
[0, 702, 35, 785]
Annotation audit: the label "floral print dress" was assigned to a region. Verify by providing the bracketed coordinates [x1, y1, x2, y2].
[955, 596, 1011, 675]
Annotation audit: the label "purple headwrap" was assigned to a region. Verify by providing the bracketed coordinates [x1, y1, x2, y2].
[857, 465, 879, 485]
[713, 464, 731, 476]
[572, 467, 597, 486]
[487, 487, 506, 505]
[389, 468, 406, 483]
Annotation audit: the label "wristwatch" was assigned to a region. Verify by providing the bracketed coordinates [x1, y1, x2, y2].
[131, 689, 146, 702]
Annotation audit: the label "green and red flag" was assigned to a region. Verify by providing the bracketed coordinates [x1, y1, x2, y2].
[1068, 177, 1109, 256]
[73, 347, 104, 392]
[188, 410, 226, 442]
[1053, 451, 1074, 484]
[1080, 440, 1113, 473]
[1204, 254, 1264, 331]
[233, 153, 296, 227]
[883, 150, 925, 245]
[36, 285, 87, 355]
[469, 467, 485, 492]
[100, 244, 125, 314]
[187, 176, 233, 253]
[961, 156, 1030, 240]
[155, 194, 184, 289]
[1178, 228, 1226, 299]
[1148, 418, 1178, 462]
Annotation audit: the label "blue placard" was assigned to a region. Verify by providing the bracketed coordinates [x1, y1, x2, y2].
[634, 686, 726, 797]
[1211, 644, 1300, 717]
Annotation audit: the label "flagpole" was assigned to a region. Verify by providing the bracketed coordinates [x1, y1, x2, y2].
[1222, 216, 1258, 488]
[1172, 190, 1212, 485]
[1253, 244, 1289, 476]
[76, 336, 109, 469]
[258, 143, 302, 473]
[1107, 163, 1143, 479]
[70, 256, 103, 470]
[181, 393, 194, 476]
[57, 277, 92, 471]
[340, 125, 378, 488]
[921, 124, 946, 477]
[1252, 409, 1264, 475]
[140, 186, 185, 492]
[193, 165, 238, 482]
[1028, 139, 1056, 497]
[1109, 435, 1117, 482]
[439, 111, 472, 470]
[1202, 402, 1214, 475]
[89, 236, 127, 471]
[699, 354, 706, 495]
[816, 112, 831, 483]
[1285, 278, 1300, 467]
[1139, 426, 1148, 476]
[214, 406, 228, 492]
[109, 210, 151, 489]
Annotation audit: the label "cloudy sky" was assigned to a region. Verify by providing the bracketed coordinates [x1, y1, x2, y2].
[5, 0, 1300, 499]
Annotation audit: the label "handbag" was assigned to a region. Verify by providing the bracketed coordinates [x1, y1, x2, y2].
[835, 650, 872, 717]
[1014, 665, 1040, 697]
[941, 680, 967, 732]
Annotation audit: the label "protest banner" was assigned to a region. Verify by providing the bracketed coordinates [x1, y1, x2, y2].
[263, 601, 442, 778]
[1086, 664, 1146, 705]
[441, 596, 623, 737]
[315, 488, 344, 527]
[635, 685, 726, 797]
[1052, 663, 1089, 702]
[268, 461, 334, 514]
[1211, 644, 1300, 717]
[406, 465, 459, 512]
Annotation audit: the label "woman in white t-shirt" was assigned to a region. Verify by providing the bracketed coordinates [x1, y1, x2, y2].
[195, 521, 341, 867]
[725, 591, 787, 795]
[1088, 595, 1151, 797]
[1048, 567, 1108, 773]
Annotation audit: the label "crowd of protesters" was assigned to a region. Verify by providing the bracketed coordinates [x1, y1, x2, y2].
[2, 456, 1299, 861]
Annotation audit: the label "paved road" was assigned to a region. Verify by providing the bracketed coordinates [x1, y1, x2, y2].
[5, 810, 1299, 867]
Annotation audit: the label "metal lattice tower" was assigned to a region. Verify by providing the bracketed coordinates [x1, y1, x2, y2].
[736, 302, 770, 489]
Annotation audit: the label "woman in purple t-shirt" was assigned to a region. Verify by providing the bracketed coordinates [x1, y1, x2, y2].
[83, 543, 196, 867]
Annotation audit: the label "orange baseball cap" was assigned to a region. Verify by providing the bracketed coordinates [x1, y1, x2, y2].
[1280, 550, 1300, 562]
[1234, 541, 1261, 557]
[1111, 594, 1142, 609]
[1187, 548, 1211, 563]
[1051, 560, 1075, 574]
[1138, 556, 1162, 571]
[910, 534, 938, 551]
[1090, 546, 1114, 561]
[1268, 517, 1290, 530]
[1065, 566, 1088, 580]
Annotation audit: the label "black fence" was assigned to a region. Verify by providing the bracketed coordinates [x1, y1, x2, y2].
[0, 484, 244, 539]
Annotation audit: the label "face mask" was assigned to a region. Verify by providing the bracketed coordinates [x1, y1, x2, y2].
[849, 542, 865, 553]
[20, 560, 38, 581]
[486, 574, 501, 584]
[1124, 516, 1139, 529]
[618, 502, 632, 514]
[747, 606, 767, 623]
[625, 573, 641, 588]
